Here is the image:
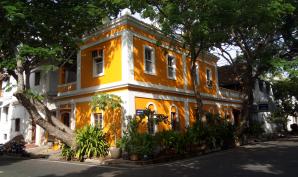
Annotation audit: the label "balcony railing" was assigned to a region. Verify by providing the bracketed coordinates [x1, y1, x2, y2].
[218, 87, 243, 100]
[57, 82, 77, 93]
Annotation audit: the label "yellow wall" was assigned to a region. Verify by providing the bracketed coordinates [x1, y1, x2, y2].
[135, 97, 186, 132]
[75, 101, 122, 145]
[80, 37, 122, 88]
[133, 37, 184, 89]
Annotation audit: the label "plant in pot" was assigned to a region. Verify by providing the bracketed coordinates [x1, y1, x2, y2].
[91, 93, 123, 159]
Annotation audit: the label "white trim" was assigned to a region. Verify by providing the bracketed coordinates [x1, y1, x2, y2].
[182, 53, 187, 91]
[92, 49, 105, 77]
[143, 45, 156, 75]
[80, 31, 123, 50]
[166, 54, 176, 80]
[121, 30, 134, 83]
[77, 50, 81, 90]
[184, 101, 190, 127]
[57, 79, 243, 103]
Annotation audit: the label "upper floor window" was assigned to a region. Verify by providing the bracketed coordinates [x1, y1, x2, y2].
[93, 113, 104, 129]
[92, 49, 104, 76]
[34, 71, 41, 86]
[206, 68, 213, 88]
[195, 64, 200, 85]
[3, 106, 8, 122]
[15, 118, 20, 132]
[144, 46, 155, 74]
[167, 55, 176, 79]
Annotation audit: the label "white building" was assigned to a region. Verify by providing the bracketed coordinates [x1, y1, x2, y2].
[0, 69, 58, 145]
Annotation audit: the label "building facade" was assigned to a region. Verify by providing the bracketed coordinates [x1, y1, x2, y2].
[56, 15, 243, 144]
[0, 69, 58, 145]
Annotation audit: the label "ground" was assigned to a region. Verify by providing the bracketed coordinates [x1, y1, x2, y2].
[0, 137, 298, 177]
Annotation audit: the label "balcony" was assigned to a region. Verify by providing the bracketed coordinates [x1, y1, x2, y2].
[57, 82, 77, 93]
[218, 87, 243, 101]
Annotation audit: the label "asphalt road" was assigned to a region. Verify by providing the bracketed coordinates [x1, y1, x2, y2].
[1, 137, 298, 177]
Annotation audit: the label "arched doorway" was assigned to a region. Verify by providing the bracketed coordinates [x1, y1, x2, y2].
[170, 105, 179, 131]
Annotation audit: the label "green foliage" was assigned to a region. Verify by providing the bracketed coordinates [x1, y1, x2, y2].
[267, 108, 289, 132]
[245, 121, 265, 137]
[75, 125, 109, 161]
[61, 144, 74, 161]
[90, 93, 123, 144]
[91, 93, 123, 111]
[24, 89, 44, 101]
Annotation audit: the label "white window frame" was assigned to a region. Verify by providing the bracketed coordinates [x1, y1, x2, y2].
[143, 45, 156, 75]
[167, 54, 176, 80]
[92, 49, 105, 77]
[206, 67, 213, 88]
[91, 111, 104, 129]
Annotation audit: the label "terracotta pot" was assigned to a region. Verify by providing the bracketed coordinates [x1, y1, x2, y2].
[129, 154, 139, 161]
[109, 147, 121, 159]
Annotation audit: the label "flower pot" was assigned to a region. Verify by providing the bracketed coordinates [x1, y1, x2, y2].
[109, 147, 121, 159]
[129, 154, 139, 161]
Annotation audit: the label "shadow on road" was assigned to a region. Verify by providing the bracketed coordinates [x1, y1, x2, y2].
[1, 137, 298, 177]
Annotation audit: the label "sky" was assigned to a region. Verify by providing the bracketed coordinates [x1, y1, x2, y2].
[119, 9, 233, 66]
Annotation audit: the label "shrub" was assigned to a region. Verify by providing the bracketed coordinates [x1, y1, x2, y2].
[75, 125, 109, 161]
[245, 121, 265, 137]
[61, 144, 74, 161]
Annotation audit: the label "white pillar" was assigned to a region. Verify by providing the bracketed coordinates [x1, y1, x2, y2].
[121, 30, 134, 83]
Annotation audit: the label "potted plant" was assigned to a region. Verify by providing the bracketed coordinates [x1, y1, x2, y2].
[91, 93, 123, 159]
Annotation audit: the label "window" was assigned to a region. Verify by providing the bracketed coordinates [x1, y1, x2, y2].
[92, 49, 104, 76]
[167, 55, 176, 79]
[195, 64, 200, 84]
[4, 134, 7, 140]
[206, 69, 212, 88]
[144, 46, 155, 74]
[170, 106, 179, 131]
[34, 71, 41, 86]
[94, 113, 104, 129]
[3, 107, 8, 122]
[15, 118, 20, 132]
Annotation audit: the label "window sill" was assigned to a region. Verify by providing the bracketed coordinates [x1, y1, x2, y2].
[93, 73, 104, 78]
[144, 71, 156, 76]
[167, 77, 176, 81]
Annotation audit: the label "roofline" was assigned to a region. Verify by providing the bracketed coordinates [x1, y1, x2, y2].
[82, 14, 219, 62]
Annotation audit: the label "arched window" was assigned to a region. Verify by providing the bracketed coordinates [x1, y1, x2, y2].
[170, 105, 179, 131]
[147, 103, 156, 134]
[61, 112, 70, 127]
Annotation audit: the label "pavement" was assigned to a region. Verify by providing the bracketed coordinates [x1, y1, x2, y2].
[0, 136, 298, 177]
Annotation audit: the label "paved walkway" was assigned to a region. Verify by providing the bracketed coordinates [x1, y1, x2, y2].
[0, 137, 298, 177]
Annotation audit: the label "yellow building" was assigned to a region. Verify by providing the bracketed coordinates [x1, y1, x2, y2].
[56, 15, 243, 143]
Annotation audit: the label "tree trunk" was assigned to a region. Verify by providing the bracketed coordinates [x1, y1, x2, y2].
[14, 57, 75, 147]
[190, 48, 204, 120]
[14, 93, 75, 147]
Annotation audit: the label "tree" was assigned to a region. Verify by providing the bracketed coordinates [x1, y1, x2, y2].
[90, 93, 123, 146]
[129, 0, 229, 119]
[212, 0, 294, 123]
[0, 0, 126, 147]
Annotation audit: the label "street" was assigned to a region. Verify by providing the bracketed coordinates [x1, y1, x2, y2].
[1, 137, 298, 177]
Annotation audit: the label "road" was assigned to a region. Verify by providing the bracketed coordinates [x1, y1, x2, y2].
[1, 137, 298, 177]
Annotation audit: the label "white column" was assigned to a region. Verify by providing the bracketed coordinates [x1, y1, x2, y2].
[70, 102, 76, 130]
[76, 50, 81, 90]
[121, 30, 134, 83]
[182, 53, 187, 91]
[184, 101, 190, 127]
[35, 125, 45, 146]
